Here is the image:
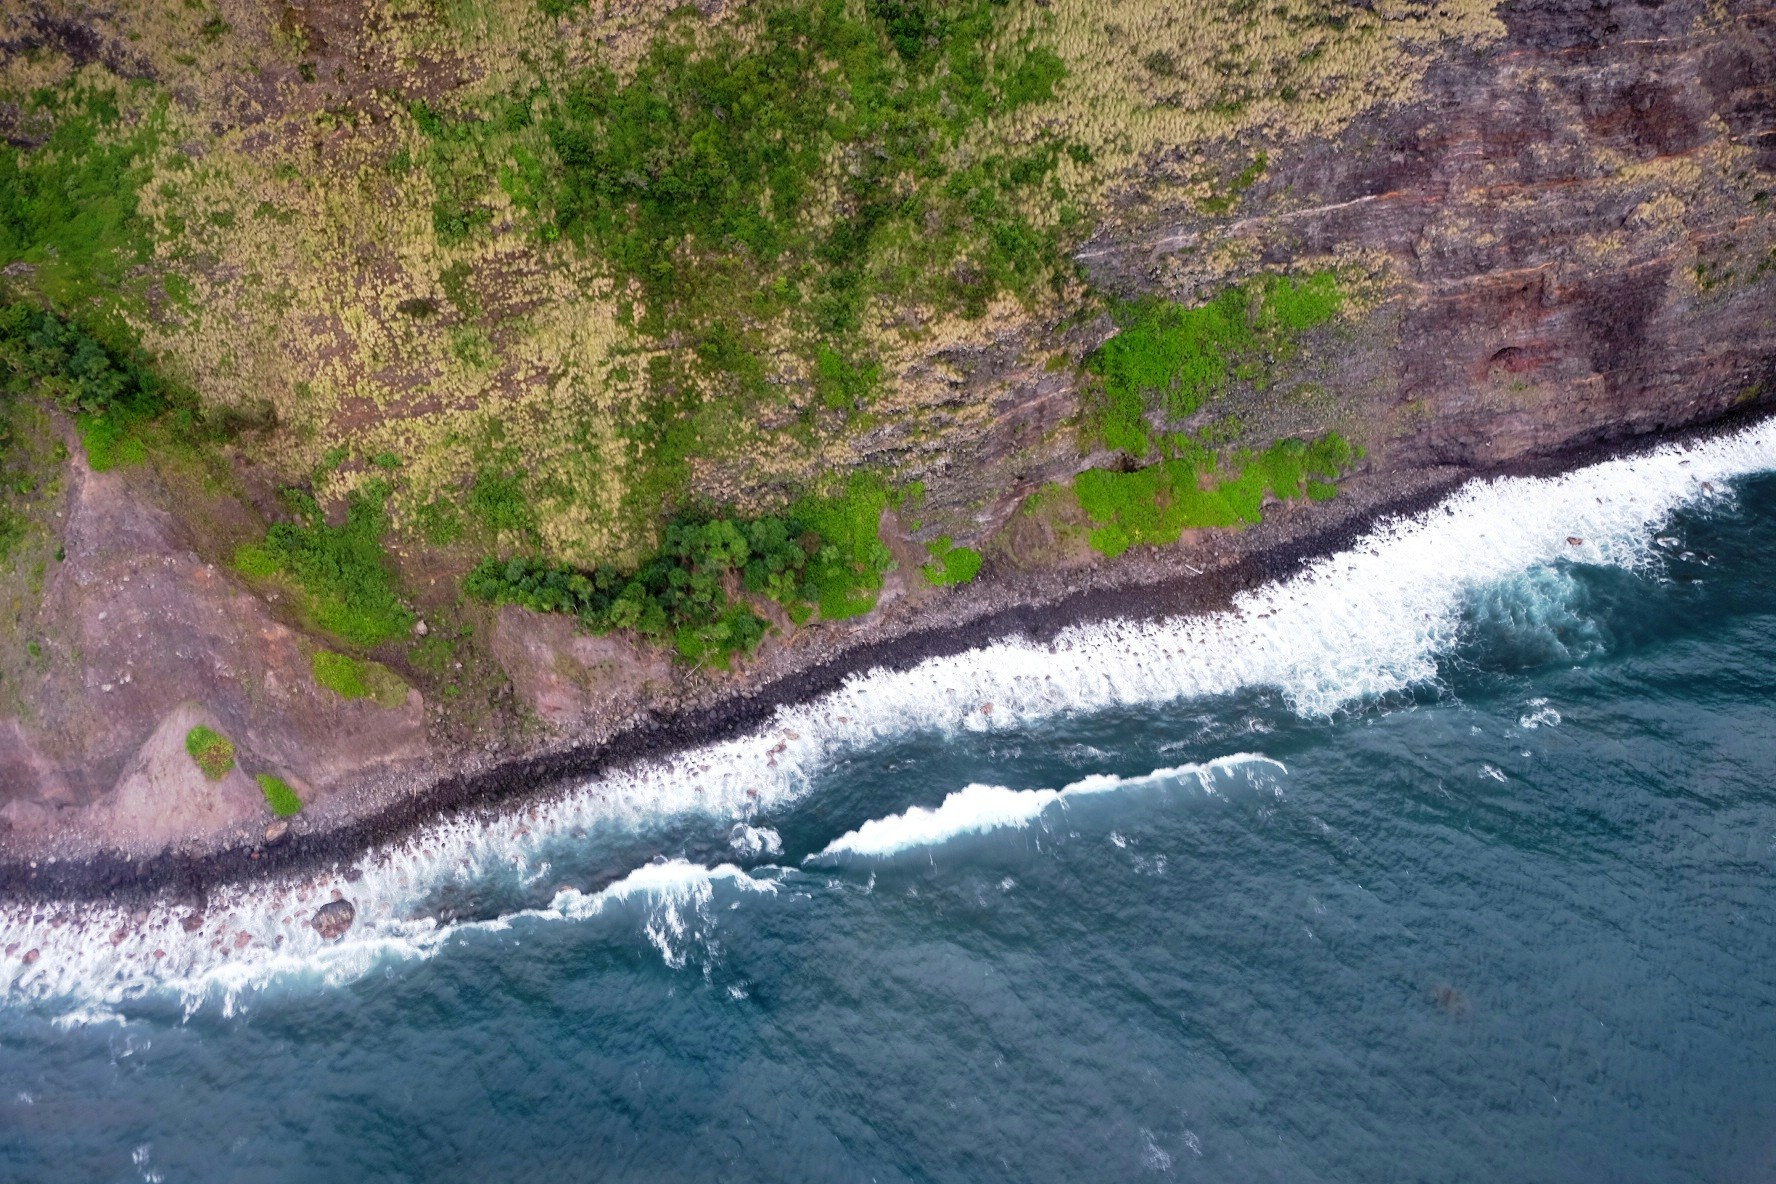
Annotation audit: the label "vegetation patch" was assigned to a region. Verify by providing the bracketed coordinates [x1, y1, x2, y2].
[255, 773, 302, 818]
[310, 650, 410, 708]
[466, 473, 898, 663]
[234, 481, 415, 647]
[1075, 433, 1354, 557]
[787, 474, 896, 620]
[547, 0, 1075, 334]
[184, 725, 236, 781]
[536, 0, 1084, 515]
[0, 84, 165, 311]
[922, 536, 983, 586]
[0, 298, 175, 470]
[1085, 273, 1344, 456]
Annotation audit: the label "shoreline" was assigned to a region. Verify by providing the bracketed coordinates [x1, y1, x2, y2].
[3, 406, 1770, 904]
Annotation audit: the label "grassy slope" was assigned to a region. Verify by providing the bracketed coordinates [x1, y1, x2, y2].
[0, 0, 1515, 669]
[1, 0, 1501, 547]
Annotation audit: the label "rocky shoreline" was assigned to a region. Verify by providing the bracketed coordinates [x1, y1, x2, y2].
[4, 404, 1768, 905]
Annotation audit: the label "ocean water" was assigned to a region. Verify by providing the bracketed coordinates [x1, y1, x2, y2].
[3, 423, 1776, 1182]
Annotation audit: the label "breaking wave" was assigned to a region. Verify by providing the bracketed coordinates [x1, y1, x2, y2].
[810, 754, 1284, 861]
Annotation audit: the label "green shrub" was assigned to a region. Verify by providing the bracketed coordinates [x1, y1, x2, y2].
[256, 774, 302, 817]
[311, 650, 372, 699]
[1074, 433, 1354, 557]
[1085, 273, 1345, 457]
[234, 482, 414, 646]
[923, 535, 982, 586]
[1260, 271, 1342, 332]
[788, 472, 895, 620]
[185, 725, 236, 780]
[0, 85, 165, 307]
[0, 300, 170, 468]
[465, 516, 788, 665]
[468, 468, 536, 539]
[465, 473, 899, 661]
[311, 650, 410, 706]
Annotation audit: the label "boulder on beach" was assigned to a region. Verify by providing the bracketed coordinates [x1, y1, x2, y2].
[311, 899, 355, 942]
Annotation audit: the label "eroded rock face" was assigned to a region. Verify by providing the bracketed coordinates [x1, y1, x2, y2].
[490, 606, 674, 734]
[90, 704, 264, 857]
[1079, 0, 1776, 470]
[0, 450, 433, 856]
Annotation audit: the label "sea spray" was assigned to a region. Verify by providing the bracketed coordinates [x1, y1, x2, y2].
[3, 417, 1774, 1019]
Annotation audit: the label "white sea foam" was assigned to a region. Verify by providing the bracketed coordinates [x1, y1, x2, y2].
[3, 417, 1774, 1019]
[2, 858, 776, 1022]
[811, 754, 1283, 860]
[1519, 699, 1562, 729]
[729, 823, 784, 857]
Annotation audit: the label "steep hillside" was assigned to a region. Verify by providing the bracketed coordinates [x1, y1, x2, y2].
[0, 0, 1769, 867]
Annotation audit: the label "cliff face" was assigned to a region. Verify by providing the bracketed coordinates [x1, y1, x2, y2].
[1076, 0, 1776, 471]
[0, 0, 1770, 865]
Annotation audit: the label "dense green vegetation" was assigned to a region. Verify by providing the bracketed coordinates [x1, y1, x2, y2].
[787, 474, 896, 619]
[234, 482, 415, 647]
[522, 0, 1083, 519]
[922, 536, 983, 586]
[1085, 273, 1343, 456]
[311, 651, 372, 699]
[255, 773, 303, 818]
[0, 84, 163, 310]
[185, 725, 236, 780]
[0, 299, 173, 469]
[465, 474, 897, 664]
[1075, 433, 1354, 557]
[548, 0, 1074, 334]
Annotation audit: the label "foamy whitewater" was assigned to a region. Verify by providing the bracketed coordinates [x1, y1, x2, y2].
[5, 419, 1774, 1022]
[808, 756, 1285, 861]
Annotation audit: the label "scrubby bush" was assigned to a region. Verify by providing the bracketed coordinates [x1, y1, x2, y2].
[0, 301, 168, 469]
[465, 474, 898, 663]
[311, 650, 372, 699]
[234, 482, 414, 646]
[923, 536, 983, 586]
[1075, 433, 1355, 558]
[256, 774, 302, 817]
[185, 725, 236, 780]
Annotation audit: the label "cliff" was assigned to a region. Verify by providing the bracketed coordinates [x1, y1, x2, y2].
[0, 0, 1768, 874]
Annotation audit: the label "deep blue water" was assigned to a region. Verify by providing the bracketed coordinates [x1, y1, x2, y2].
[3, 471, 1775, 1183]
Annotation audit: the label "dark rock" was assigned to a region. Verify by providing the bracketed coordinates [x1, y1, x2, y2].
[311, 899, 355, 941]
